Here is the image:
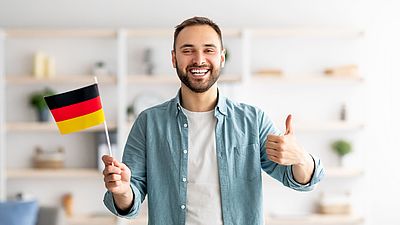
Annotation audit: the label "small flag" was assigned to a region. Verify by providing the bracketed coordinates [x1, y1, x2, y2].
[44, 83, 105, 135]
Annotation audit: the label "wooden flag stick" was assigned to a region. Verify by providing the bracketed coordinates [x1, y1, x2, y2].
[94, 76, 113, 157]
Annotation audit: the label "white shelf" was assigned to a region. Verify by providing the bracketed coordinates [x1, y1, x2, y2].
[127, 74, 242, 84]
[4, 28, 363, 39]
[5, 29, 116, 38]
[325, 167, 364, 178]
[295, 121, 364, 132]
[126, 28, 241, 38]
[6, 121, 117, 132]
[252, 28, 364, 38]
[267, 214, 363, 225]
[66, 214, 117, 225]
[5, 75, 116, 85]
[250, 75, 364, 85]
[7, 168, 101, 179]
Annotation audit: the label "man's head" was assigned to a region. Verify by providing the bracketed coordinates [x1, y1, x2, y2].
[172, 17, 225, 93]
[173, 17, 224, 51]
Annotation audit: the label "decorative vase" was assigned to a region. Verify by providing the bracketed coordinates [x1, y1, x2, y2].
[37, 109, 49, 122]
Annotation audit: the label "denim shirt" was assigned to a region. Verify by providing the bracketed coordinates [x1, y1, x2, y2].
[103, 91, 325, 225]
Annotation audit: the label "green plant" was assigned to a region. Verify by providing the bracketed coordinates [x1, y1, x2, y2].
[224, 48, 230, 63]
[29, 87, 55, 111]
[331, 139, 352, 157]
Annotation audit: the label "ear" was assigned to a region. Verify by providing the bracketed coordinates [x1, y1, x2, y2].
[171, 50, 177, 68]
[221, 49, 226, 68]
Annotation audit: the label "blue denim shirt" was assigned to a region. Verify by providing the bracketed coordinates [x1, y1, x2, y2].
[104, 90, 324, 225]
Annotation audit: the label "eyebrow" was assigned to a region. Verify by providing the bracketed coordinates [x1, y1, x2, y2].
[179, 44, 218, 49]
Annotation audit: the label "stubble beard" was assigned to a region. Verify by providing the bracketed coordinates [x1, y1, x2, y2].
[175, 61, 221, 93]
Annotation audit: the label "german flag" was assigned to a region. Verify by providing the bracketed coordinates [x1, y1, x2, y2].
[44, 84, 105, 135]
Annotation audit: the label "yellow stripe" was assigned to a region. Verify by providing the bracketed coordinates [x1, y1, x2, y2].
[56, 109, 105, 134]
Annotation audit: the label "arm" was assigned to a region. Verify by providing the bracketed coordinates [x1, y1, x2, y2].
[102, 155, 134, 212]
[103, 112, 148, 218]
[260, 113, 324, 191]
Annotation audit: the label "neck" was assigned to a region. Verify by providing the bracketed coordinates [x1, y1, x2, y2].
[180, 84, 218, 112]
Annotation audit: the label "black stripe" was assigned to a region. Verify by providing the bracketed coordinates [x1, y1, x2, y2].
[44, 84, 99, 109]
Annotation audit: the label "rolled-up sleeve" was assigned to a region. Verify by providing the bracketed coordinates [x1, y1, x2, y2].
[285, 154, 325, 191]
[103, 183, 143, 218]
[258, 110, 325, 191]
[103, 112, 148, 218]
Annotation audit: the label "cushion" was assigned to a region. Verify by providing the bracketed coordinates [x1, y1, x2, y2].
[0, 200, 39, 225]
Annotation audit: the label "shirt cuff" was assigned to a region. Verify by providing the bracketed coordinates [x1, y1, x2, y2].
[103, 183, 142, 219]
[286, 154, 325, 191]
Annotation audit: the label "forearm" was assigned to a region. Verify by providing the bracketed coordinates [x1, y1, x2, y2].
[292, 153, 315, 184]
[113, 188, 134, 212]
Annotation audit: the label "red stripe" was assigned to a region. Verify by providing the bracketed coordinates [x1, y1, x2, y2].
[50, 96, 103, 122]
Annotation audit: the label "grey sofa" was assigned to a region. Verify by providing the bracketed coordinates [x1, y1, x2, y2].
[37, 206, 65, 225]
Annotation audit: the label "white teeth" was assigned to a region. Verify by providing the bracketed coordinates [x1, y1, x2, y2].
[189, 69, 209, 76]
[190, 69, 208, 73]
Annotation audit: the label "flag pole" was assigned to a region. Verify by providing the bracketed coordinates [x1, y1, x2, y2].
[94, 77, 113, 157]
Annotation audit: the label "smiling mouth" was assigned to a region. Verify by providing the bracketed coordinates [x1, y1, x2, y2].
[188, 68, 210, 77]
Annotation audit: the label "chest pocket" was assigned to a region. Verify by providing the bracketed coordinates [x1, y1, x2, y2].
[234, 143, 261, 181]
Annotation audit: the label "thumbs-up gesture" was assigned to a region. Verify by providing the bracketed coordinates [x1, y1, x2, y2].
[266, 114, 308, 166]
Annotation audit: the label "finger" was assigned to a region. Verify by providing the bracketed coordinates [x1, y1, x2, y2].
[266, 141, 281, 150]
[285, 114, 293, 135]
[112, 159, 125, 168]
[104, 174, 122, 183]
[103, 165, 122, 176]
[267, 134, 283, 143]
[268, 155, 285, 165]
[102, 155, 114, 165]
[266, 148, 280, 157]
[106, 181, 122, 189]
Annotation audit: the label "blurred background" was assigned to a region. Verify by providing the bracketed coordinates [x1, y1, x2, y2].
[0, 0, 399, 225]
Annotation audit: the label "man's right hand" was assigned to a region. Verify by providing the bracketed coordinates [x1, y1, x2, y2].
[102, 155, 132, 196]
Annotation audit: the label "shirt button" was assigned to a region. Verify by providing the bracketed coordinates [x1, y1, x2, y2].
[181, 205, 186, 209]
[182, 177, 187, 182]
[183, 149, 188, 154]
[183, 123, 188, 128]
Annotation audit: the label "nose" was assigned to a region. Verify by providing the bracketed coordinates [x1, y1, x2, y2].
[192, 51, 206, 66]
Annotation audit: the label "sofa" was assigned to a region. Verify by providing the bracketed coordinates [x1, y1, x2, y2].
[0, 201, 65, 225]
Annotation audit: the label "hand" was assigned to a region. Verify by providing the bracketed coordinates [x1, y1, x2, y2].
[102, 155, 131, 196]
[266, 114, 308, 166]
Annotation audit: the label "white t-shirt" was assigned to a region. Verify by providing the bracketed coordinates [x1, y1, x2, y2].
[182, 108, 223, 225]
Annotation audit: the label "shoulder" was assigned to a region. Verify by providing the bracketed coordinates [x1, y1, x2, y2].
[224, 97, 264, 118]
[135, 98, 174, 121]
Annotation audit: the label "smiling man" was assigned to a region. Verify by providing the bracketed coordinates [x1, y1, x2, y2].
[102, 17, 324, 225]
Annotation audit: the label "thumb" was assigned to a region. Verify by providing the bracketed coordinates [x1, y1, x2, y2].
[284, 114, 293, 135]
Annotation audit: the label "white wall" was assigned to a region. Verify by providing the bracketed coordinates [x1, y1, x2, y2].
[1, 0, 399, 224]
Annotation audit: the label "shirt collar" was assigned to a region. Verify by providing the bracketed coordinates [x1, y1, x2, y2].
[173, 89, 227, 117]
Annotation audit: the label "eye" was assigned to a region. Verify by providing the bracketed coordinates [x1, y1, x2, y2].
[181, 49, 193, 54]
[205, 48, 216, 53]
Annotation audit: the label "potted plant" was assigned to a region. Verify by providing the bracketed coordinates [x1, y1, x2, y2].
[29, 87, 55, 122]
[126, 104, 135, 122]
[331, 139, 352, 167]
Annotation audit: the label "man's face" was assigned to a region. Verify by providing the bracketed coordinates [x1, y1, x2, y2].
[172, 25, 225, 93]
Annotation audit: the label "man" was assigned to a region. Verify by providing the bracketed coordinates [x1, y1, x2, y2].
[102, 16, 324, 225]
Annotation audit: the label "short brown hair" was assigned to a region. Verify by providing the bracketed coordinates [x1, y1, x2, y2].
[173, 16, 223, 50]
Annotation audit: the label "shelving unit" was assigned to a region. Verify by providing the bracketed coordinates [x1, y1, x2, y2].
[250, 75, 364, 85]
[266, 214, 364, 225]
[295, 121, 364, 132]
[66, 214, 117, 225]
[5, 75, 117, 85]
[0, 27, 366, 224]
[126, 74, 242, 84]
[5, 121, 117, 132]
[7, 168, 101, 179]
[324, 167, 364, 178]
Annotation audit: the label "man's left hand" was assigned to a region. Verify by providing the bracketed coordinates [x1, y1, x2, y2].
[266, 114, 309, 166]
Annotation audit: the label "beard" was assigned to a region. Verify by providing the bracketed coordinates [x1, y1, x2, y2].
[175, 61, 221, 93]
